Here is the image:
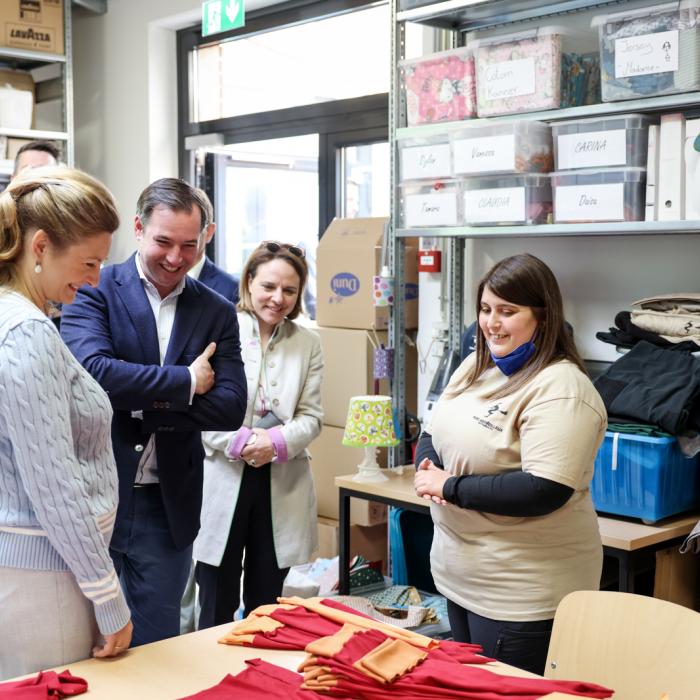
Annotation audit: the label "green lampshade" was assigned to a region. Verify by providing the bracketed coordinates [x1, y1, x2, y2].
[342, 395, 399, 448]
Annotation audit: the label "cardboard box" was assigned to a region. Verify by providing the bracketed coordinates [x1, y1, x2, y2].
[310, 424, 388, 525]
[314, 324, 418, 428]
[316, 217, 418, 330]
[315, 517, 388, 573]
[0, 0, 64, 55]
[7, 137, 33, 160]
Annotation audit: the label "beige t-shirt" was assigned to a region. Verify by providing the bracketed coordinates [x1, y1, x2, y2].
[428, 357, 607, 621]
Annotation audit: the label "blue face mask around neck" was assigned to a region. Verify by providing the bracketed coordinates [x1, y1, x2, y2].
[490, 340, 536, 376]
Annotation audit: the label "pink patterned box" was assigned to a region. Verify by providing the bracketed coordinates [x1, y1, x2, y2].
[400, 47, 476, 126]
[475, 26, 567, 117]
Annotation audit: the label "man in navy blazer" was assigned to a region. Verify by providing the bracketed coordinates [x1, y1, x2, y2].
[61, 178, 247, 646]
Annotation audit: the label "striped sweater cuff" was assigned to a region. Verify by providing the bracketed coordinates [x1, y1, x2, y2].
[93, 589, 131, 635]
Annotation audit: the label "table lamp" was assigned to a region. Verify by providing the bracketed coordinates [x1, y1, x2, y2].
[342, 395, 399, 483]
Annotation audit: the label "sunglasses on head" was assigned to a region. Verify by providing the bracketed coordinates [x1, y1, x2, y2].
[260, 240, 305, 258]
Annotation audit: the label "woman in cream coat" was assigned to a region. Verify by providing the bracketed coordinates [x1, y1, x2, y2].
[194, 241, 323, 627]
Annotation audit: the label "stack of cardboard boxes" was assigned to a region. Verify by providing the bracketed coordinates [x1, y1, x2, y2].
[0, 1, 65, 161]
[310, 217, 419, 569]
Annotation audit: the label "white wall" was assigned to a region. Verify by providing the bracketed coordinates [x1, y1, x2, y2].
[72, 0, 276, 263]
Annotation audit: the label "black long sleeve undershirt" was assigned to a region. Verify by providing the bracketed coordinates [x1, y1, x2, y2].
[414, 431, 574, 517]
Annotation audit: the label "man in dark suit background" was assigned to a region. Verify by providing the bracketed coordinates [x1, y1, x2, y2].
[187, 188, 239, 304]
[61, 178, 247, 646]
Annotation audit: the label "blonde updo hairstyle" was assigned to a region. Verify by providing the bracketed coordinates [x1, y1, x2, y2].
[0, 167, 120, 288]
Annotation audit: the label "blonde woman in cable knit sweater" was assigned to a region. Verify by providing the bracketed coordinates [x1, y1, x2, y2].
[0, 169, 132, 679]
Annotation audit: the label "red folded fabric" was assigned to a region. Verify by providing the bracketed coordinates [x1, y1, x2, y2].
[0, 670, 88, 699]
[270, 607, 343, 639]
[177, 658, 344, 700]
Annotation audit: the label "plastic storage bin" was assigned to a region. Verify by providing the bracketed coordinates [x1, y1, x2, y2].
[400, 47, 476, 126]
[451, 120, 553, 176]
[552, 114, 655, 170]
[592, 432, 700, 522]
[399, 135, 452, 182]
[473, 26, 598, 117]
[551, 167, 646, 222]
[593, 1, 700, 102]
[400, 180, 460, 227]
[461, 173, 552, 225]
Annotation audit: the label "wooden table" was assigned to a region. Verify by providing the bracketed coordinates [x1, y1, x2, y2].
[9, 623, 592, 699]
[335, 469, 699, 595]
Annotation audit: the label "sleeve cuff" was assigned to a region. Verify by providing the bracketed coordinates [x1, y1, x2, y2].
[94, 591, 131, 636]
[188, 367, 197, 405]
[268, 427, 288, 463]
[226, 427, 252, 460]
[442, 475, 460, 504]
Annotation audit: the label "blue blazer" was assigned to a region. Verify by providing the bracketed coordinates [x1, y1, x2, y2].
[199, 257, 239, 305]
[61, 254, 247, 550]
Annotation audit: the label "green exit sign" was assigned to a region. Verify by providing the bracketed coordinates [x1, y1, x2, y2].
[202, 0, 245, 37]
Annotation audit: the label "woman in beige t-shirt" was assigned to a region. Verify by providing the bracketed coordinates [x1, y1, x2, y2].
[414, 253, 606, 676]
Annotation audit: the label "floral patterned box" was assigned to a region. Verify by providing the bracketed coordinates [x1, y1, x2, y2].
[474, 26, 591, 117]
[592, 1, 700, 102]
[399, 47, 476, 126]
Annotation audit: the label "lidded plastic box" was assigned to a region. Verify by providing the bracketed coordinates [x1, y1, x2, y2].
[399, 47, 476, 126]
[592, 432, 700, 522]
[400, 180, 460, 227]
[473, 25, 596, 117]
[552, 114, 656, 170]
[461, 173, 552, 225]
[451, 120, 552, 176]
[399, 134, 452, 182]
[593, 1, 700, 102]
[551, 167, 646, 222]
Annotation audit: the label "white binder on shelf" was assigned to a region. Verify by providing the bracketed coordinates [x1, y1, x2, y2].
[645, 124, 659, 222]
[684, 118, 700, 221]
[657, 113, 685, 221]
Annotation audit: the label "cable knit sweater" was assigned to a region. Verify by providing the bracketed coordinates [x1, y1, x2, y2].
[0, 290, 130, 635]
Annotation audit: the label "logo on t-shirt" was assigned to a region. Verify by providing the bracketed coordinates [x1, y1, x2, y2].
[472, 403, 508, 431]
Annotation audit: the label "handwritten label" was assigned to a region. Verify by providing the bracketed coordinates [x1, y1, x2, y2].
[453, 134, 516, 174]
[615, 30, 679, 78]
[401, 144, 452, 180]
[555, 183, 625, 222]
[484, 58, 536, 101]
[404, 192, 458, 226]
[557, 129, 627, 169]
[464, 187, 525, 223]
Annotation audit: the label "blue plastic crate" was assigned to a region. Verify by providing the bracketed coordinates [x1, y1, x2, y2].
[592, 432, 700, 523]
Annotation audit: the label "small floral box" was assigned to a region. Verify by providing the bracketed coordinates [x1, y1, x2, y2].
[400, 47, 477, 126]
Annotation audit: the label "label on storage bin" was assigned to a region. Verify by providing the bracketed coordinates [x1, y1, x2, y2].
[615, 30, 679, 78]
[401, 144, 452, 180]
[453, 135, 516, 174]
[555, 183, 624, 222]
[557, 129, 627, 169]
[464, 187, 525, 223]
[404, 192, 458, 226]
[484, 58, 536, 101]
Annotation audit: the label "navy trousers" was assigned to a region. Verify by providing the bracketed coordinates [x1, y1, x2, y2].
[446, 598, 553, 676]
[110, 486, 192, 646]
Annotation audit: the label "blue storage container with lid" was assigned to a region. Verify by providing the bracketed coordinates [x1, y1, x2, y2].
[591, 431, 700, 522]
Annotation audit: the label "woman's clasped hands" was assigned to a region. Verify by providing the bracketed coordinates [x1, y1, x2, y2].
[414, 458, 449, 506]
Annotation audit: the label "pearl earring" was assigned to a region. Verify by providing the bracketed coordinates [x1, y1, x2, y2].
[34, 262, 42, 274]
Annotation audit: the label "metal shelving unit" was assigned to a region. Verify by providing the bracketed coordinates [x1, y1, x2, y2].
[388, 0, 700, 466]
[0, 4, 74, 180]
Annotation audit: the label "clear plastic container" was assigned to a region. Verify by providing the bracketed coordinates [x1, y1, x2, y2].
[551, 167, 646, 222]
[592, 1, 700, 102]
[400, 180, 460, 227]
[473, 25, 598, 117]
[451, 120, 553, 175]
[399, 47, 476, 126]
[552, 114, 656, 170]
[460, 173, 552, 226]
[592, 432, 700, 522]
[399, 135, 452, 182]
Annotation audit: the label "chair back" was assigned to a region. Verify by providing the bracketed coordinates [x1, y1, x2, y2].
[545, 590, 700, 700]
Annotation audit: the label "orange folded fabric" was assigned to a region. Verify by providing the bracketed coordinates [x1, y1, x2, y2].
[217, 613, 283, 645]
[353, 637, 428, 684]
[278, 596, 438, 650]
[305, 623, 364, 658]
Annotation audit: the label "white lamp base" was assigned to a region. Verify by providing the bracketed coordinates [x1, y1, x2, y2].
[352, 446, 389, 483]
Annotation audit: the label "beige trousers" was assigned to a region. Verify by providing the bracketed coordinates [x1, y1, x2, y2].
[0, 567, 99, 680]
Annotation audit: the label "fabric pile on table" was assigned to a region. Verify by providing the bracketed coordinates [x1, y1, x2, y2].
[187, 596, 615, 700]
[0, 670, 87, 699]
